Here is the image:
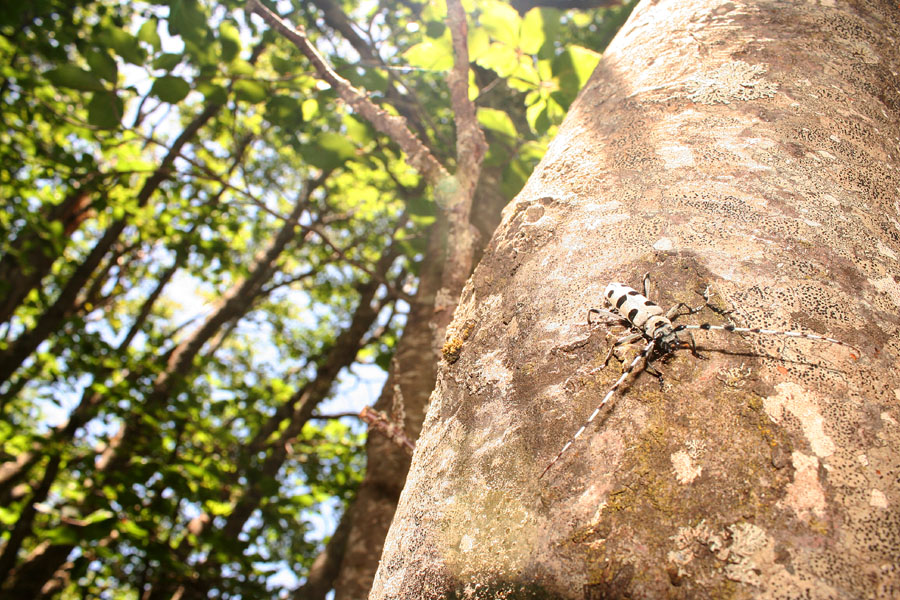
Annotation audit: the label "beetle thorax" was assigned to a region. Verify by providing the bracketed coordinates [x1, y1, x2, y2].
[647, 317, 679, 353]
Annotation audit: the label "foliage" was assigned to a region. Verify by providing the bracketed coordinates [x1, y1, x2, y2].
[0, 0, 632, 597]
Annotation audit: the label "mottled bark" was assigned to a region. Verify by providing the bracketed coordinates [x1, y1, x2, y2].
[330, 160, 509, 600]
[371, 1, 900, 598]
[335, 169, 506, 600]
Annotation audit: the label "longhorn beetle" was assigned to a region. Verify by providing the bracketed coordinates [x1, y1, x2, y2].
[539, 273, 858, 479]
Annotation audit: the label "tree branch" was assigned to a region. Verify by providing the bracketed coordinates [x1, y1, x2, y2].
[246, 0, 449, 185]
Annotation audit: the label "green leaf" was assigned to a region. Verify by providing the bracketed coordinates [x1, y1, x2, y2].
[229, 59, 255, 77]
[0, 506, 17, 525]
[301, 98, 319, 121]
[45, 66, 106, 92]
[316, 131, 358, 161]
[234, 80, 267, 104]
[475, 42, 519, 77]
[120, 519, 150, 540]
[519, 8, 546, 55]
[568, 45, 602, 86]
[183, 463, 207, 480]
[197, 82, 228, 104]
[152, 52, 183, 71]
[138, 19, 162, 51]
[403, 40, 453, 71]
[85, 49, 117, 83]
[150, 75, 191, 103]
[87, 91, 123, 129]
[478, 0, 521, 45]
[477, 107, 517, 139]
[83, 508, 115, 524]
[502, 156, 530, 197]
[343, 114, 373, 146]
[468, 27, 491, 61]
[302, 132, 357, 170]
[207, 500, 232, 516]
[219, 21, 242, 63]
[526, 97, 548, 133]
[271, 54, 294, 75]
[42, 525, 80, 545]
[169, 0, 207, 43]
[265, 96, 304, 130]
[424, 21, 446, 39]
[96, 26, 146, 65]
[518, 140, 547, 163]
[406, 194, 434, 217]
[508, 62, 541, 91]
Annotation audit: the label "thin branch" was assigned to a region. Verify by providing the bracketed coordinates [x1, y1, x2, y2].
[311, 411, 361, 420]
[305, 224, 415, 304]
[259, 267, 319, 295]
[446, 0, 488, 188]
[246, 0, 449, 185]
[427, 0, 488, 338]
[308, 0, 451, 149]
[359, 405, 414, 455]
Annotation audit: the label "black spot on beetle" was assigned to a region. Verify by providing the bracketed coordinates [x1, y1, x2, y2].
[627, 308, 639, 322]
[627, 290, 640, 296]
[616, 295, 628, 309]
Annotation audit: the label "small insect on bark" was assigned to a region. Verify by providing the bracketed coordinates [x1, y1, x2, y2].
[539, 273, 858, 479]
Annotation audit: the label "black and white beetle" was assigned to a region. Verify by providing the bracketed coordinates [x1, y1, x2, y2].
[539, 273, 858, 479]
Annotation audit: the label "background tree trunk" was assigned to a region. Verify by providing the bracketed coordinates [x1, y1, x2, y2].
[370, 0, 900, 597]
[332, 170, 508, 599]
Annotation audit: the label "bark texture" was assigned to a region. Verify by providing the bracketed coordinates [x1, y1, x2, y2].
[370, 1, 900, 598]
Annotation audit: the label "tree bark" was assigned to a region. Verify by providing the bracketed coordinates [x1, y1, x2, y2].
[371, 1, 900, 598]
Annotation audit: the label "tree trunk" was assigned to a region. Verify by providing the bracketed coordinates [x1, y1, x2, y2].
[331, 218, 446, 600]
[331, 169, 508, 599]
[370, 1, 900, 598]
